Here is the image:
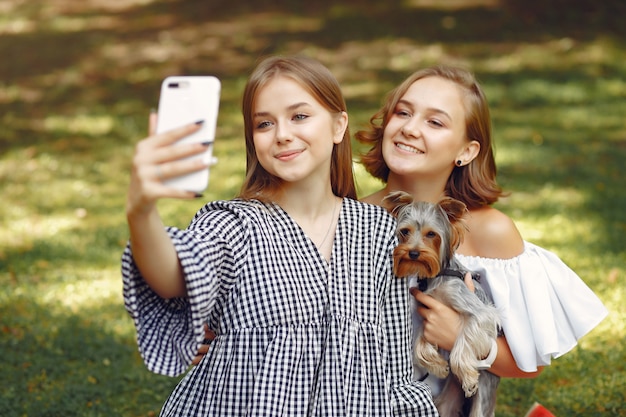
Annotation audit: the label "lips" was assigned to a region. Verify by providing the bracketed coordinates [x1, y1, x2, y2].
[395, 142, 423, 154]
[275, 149, 304, 161]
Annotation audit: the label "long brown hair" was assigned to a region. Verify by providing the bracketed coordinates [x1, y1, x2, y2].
[238, 55, 357, 201]
[356, 65, 504, 209]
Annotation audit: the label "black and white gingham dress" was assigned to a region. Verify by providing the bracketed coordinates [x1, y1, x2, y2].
[122, 198, 438, 416]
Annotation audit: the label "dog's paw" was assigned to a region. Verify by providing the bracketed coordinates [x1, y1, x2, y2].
[461, 375, 479, 397]
[425, 359, 450, 379]
[451, 360, 480, 397]
[416, 339, 441, 362]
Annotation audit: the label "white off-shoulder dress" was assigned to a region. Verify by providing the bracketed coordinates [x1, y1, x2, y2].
[456, 242, 608, 373]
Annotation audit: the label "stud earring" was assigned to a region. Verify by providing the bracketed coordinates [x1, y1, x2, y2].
[456, 160, 463, 167]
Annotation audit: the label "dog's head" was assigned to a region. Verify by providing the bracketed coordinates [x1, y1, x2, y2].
[382, 191, 467, 278]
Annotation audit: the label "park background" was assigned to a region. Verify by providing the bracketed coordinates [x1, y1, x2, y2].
[1, 0, 624, 415]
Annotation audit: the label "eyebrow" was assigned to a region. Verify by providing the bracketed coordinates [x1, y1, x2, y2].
[253, 102, 311, 118]
[397, 99, 452, 120]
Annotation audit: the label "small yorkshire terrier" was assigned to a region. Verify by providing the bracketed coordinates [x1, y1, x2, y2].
[383, 191, 501, 417]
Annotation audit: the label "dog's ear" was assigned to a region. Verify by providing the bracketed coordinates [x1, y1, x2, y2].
[438, 197, 467, 223]
[438, 197, 468, 250]
[381, 191, 414, 218]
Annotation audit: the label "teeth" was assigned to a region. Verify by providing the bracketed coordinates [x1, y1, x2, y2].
[396, 143, 422, 154]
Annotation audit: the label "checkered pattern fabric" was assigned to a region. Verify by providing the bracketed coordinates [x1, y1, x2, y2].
[122, 198, 438, 416]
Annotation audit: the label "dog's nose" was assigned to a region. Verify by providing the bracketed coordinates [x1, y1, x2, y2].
[408, 250, 420, 260]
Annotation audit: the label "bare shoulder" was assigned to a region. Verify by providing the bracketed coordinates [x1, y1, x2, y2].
[461, 206, 524, 259]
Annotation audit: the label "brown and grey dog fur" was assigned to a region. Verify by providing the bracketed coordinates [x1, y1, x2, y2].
[382, 191, 501, 417]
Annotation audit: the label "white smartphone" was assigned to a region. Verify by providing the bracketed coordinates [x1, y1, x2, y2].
[156, 75, 221, 193]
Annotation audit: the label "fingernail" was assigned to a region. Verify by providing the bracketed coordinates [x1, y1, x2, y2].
[195, 120, 205, 125]
[150, 108, 157, 114]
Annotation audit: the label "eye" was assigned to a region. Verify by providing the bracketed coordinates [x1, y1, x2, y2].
[425, 231, 437, 239]
[398, 228, 411, 241]
[255, 120, 273, 130]
[394, 108, 411, 118]
[427, 118, 444, 128]
[293, 113, 308, 121]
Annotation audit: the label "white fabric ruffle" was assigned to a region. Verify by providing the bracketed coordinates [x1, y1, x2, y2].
[456, 241, 608, 372]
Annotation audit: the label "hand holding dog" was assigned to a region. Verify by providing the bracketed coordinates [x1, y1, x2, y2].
[411, 272, 474, 351]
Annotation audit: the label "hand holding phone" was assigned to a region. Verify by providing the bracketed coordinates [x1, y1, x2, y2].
[156, 76, 221, 193]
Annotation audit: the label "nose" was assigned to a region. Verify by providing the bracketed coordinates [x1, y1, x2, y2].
[275, 121, 293, 143]
[408, 250, 420, 260]
[401, 118, 421, 138]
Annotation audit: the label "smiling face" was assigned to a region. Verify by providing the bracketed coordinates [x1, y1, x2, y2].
[382, 76, 471, 181]
[251, 75, 347, 188]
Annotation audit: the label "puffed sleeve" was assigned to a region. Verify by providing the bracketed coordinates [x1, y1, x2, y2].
[122, 202, 247, 376]
[457, 242, 608, 372]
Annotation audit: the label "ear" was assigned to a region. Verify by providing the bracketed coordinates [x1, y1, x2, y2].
[381, 191, 413, 218]
[438, 197, 468, 250]
[332, 111, 349, 144]
[455, 140, 480, 165]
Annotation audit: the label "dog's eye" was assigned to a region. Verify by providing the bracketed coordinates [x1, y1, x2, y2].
[425, 231, 437, 239]
[398, 228, 410, 241]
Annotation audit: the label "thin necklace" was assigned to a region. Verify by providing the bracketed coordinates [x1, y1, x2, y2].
[318, 198, 338, 248]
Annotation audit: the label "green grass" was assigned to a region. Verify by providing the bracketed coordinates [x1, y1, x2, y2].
[1, 1, 624, 415]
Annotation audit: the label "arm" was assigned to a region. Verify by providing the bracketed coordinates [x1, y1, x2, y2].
[123, 203, 244, 376]
[126, 113, 209, 299]
[127, 207, 185, 298]
[490, 336, 543, 378]
[412, 290, 543, 378]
